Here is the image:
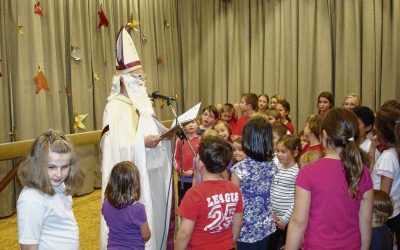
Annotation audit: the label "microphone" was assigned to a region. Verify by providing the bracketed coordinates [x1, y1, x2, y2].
[151, 91, 176, 101]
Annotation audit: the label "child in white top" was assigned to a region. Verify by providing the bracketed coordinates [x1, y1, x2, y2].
[268, 135, 301, 250]
[371, 101, 400, 249]
[351, 106, 381, 169]
[17, 129, 84, 250]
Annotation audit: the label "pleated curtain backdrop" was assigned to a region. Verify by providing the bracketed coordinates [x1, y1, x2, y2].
[0, 0, 399, 217]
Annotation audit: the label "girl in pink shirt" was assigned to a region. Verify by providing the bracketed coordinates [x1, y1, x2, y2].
[286, 108, 373, 249]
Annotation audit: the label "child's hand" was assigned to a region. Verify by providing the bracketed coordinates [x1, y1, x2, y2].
[144, 135, 161, 148]
[275, 218, 286, 230]
[369, 133, 380, 148]
[184, 170, 193, 176]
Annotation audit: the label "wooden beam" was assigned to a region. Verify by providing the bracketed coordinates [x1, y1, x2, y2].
[0, 120, 173, 162]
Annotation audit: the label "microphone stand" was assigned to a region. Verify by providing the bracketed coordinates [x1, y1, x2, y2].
[166, 98, 196, 202]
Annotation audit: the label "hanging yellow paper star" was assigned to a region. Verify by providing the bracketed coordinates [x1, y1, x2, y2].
[126, 15, 139, 32]
[17, 25, 24, 35]
[93, 73, 100, 81]
[74, 112, 88, 130]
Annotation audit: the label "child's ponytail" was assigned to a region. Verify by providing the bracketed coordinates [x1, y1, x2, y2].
[340, 136, 364, 198]
[321, 108, 364, 198]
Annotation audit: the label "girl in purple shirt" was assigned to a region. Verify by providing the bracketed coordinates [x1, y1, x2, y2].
[102, 161, 151, 250]
[286, 108, 373, 249]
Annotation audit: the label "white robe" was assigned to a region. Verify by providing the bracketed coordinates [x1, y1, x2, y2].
[100, 94, 172, 250]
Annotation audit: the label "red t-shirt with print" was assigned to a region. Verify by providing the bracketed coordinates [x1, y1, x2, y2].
[177, 180, 243, 250]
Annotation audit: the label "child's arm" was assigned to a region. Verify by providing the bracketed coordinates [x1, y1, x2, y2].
[278, 200, 295, 230]
[140, 221, 151, 242]
[231, 212, 242, 242]
[175, 217, 195, 250]
[359, 189, 373, 250]
[191, 168, 197, 186]
[231, 173, 240, 188]
[20, 245, 38, 250]
[285, 186, 311, 250]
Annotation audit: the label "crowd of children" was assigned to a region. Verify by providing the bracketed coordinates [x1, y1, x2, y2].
[173, 92, 399, 250]
[14, 92, 400, 249]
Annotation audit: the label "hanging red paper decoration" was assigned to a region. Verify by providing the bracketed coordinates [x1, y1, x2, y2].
[34, 66, 50, 94]
[34, 2, 43, 16]
[97, 5, 109, 28]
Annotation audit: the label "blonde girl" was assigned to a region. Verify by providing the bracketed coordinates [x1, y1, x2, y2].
[265, 108, 281, 124]
[17, 129, 84, 250]
[342, 93, 361, 109]
[213, 120, 232, 142]
[298, 150, 323, 167]
[270, 94, 285, 109]
[102, 161, 151, 249]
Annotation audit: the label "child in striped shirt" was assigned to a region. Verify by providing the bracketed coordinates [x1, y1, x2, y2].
[268, 135, 301, 250]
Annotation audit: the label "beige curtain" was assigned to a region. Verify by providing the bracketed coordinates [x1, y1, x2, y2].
[0, 0, 181, 217]
[179, 0, 399, 130]
[1, 0, 399, 217]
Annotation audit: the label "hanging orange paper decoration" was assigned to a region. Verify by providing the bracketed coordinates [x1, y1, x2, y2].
[33, 66, 50, 94]
[34, 2, 43, 16]
[97, 5, 109, 28]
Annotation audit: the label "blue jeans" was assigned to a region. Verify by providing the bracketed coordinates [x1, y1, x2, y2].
[237, 235, 271, 250]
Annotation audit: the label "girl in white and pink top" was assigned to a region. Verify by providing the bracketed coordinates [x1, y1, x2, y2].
[371, 101, 400, 250]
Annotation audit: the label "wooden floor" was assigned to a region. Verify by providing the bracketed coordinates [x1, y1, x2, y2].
[0, 189, 102, 249]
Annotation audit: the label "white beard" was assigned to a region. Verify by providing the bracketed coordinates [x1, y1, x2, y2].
[109, 74, 154, 116]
